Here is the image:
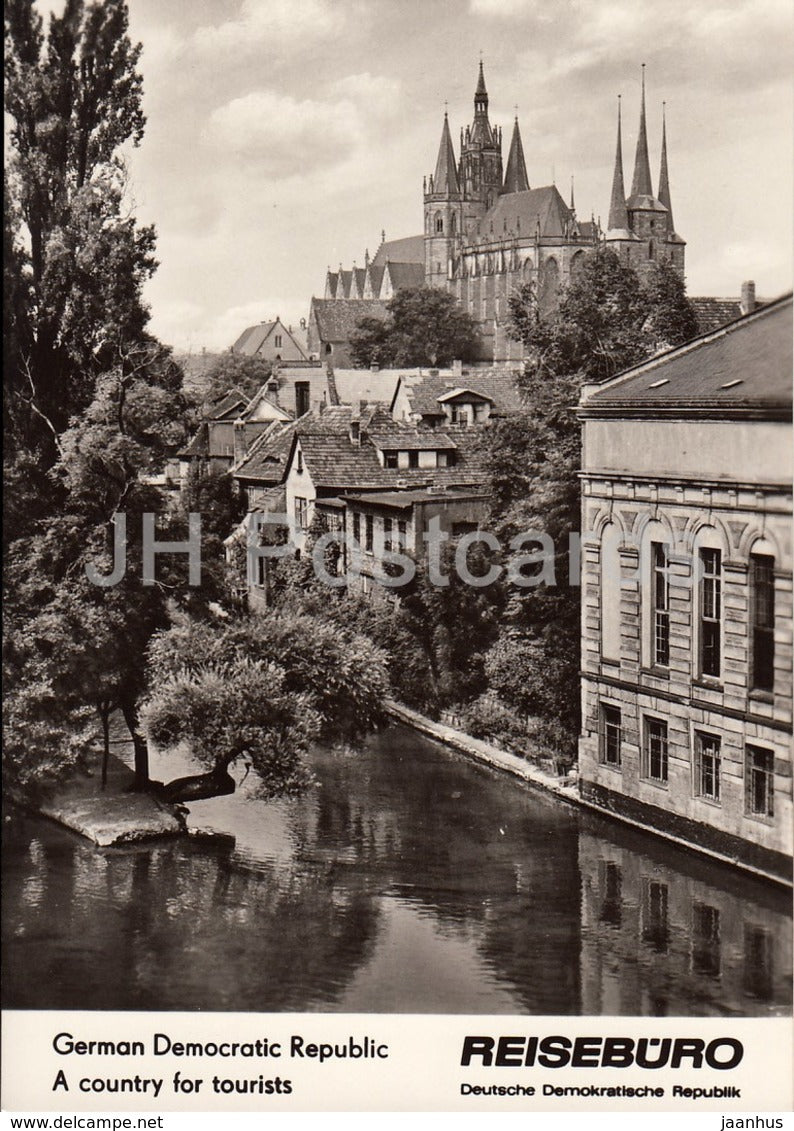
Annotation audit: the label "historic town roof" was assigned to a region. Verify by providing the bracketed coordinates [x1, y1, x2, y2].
[689, 297, 743, 336]
[345, 487, 489, 509]
[207, 389, 250, 419]
[231, 420, 299, 484]
[395, 370, 523, 418]
[231, 319, 308, 359]
[310, 298, 389, 341]
[371, 235, 424, 267]
[580, 294, 793, 418]
[480, 186, 572, 242]
[282, 406, 488, 491]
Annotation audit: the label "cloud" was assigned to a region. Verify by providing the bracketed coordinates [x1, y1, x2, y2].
[204, 90, 362, 178]
[329, 73, 403, 120]
[193, 0, 343, 55]
[469, 0, 540, 16]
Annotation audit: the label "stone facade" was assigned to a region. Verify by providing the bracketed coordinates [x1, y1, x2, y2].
[578, 296, 793, 883]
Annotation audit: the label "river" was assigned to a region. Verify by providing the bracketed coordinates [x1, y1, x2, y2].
[2, 723, 791, 1015]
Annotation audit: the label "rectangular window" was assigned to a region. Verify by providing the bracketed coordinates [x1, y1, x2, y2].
[365, 514, 374, 553]
[643, 717, 669, 783]
[746, 745, 774, 818]
[642, 880, 669, 953]
[599, 704, 622, 768]
[695, 731, 721, 802]
[397, 519, 407, 549]
[692, 903, 721, 978]
[651, 542, 670, 666]
[408, 450, 419, 469]
[352, 512, 361, 545]
[750, 554, 775, 692]
[383, 517, 393, 553]
[699, 548, 721, 677]
[384, 451, 398, 469]
[294, 497, 309, 530]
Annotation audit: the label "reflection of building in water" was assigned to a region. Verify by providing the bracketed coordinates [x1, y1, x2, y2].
[578, 296, 793, 883]
[578, 824, 792, 1016]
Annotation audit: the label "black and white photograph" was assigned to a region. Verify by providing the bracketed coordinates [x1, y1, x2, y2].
[2, 0, 792, 1115]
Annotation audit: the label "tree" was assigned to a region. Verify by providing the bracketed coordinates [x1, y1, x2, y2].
[199, 352, 273, 404]
[4, 0, 153, 453]
[481, 248, 700, 768]
[142, 612, 389, 802]
[350, 287, 479, 367]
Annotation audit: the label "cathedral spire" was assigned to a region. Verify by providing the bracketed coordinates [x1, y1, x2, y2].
[608, 95, 630, 231]
[471, 58, 492, 141]
[476, 58, 487, 97]
[630, 64, 653, 198]
[570, 175, 575, 212]
[432, 111, 460, 194]
[657, 101, 674, 229]
[502, 117, 529, 194]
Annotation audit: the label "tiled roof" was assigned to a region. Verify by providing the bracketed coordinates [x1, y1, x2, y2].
[478, 185, 572, 242]
[178, 422, 209, 458]
[401, 370, 524, 417]
[385, 261, 425, 290]
[232, 420, 298, 483]
[581, 294, 792, 416]
[369, 432, 458, 451]
[290, 406, 488, 491]
[371, 235, 424, 266]
[346, 488, 489, 508]
[311, 298, 389, 341]
[689, 298, 743, 336]
[232, 322, 274, 354]
[207, 388, 249, 419]
[366, 265, 385, 296]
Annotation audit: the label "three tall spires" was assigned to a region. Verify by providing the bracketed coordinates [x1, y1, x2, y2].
[608, 65, 675, 232]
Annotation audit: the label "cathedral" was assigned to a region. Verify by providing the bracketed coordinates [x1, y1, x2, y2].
[320, 63, 684, 363]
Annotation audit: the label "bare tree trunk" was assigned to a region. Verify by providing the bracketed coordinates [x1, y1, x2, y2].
[120, 695, 149, 790]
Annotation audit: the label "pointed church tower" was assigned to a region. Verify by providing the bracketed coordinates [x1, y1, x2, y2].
[459, 60, 503, 214]
[657, 102, 673, 229]
[629, 64, 654, 200]
[501, 117, 530, 195]
[605, 95, 636, 255]
[424, 111, 463, 290]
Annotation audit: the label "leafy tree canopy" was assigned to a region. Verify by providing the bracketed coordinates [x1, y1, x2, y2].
[351, 287, 479, 368]
[198, 352, 273, 405]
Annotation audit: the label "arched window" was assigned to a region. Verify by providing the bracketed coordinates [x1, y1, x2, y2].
[539, 257, 560, 315]
[601, 522, 622, 662]
[325, 343, 332, 355]
[648, 240, 655, 259]
[570, 250, 586, 278]
[450, 212, 457, 234]
[435, 213, 443, 234]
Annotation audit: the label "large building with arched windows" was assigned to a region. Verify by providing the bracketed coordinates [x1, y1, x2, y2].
[318, 62, 684, 364]
[577, 294, 792, 884]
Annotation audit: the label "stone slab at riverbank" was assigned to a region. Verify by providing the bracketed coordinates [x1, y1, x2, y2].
[37, 753, 185, 846]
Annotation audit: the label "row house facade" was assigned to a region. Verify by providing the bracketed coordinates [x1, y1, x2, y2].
[578, 295, 793, 884]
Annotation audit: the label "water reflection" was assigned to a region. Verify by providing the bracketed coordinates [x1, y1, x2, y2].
[2, 725, 791, 1015]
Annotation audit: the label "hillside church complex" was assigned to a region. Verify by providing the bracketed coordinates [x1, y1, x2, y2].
[315, 63, 685, 363]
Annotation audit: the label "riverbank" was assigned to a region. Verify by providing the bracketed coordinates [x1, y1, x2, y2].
[385, 699, 793, 890]
[35, 753, 185, 846]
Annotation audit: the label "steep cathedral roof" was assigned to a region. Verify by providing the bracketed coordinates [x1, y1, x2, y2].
[629, 65, 653, 200]
[371, 234, 424, 266]
[482, 185, 572, 240]
[470, 60, 495, 147]
[501, 118, 530, 194]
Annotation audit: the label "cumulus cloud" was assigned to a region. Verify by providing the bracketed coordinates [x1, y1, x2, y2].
[205, 90, 362, 178]
[193, 0, 343, 55]
[469, 0, 539, 16]
[329, 72, 403, 120]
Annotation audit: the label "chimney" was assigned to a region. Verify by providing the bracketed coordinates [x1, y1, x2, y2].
[452, 359, 463, 375]
[371, 362, 380, 372]
[740, 280, 756, 315]
[349, 406, 361, 446]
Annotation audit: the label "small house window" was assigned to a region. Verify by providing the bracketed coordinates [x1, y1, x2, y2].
[651, 542, 670, 666]
[750, 553, 775, 692]
[746, 745, 774, 818]
[699, 548, 721, 678]
[695, 732, 721, 802]
[408, 451, 419, 469]
[599, 704, 622, 767]
[384, 451, 398, 469]
[365, 514, 374, 553]
[643, 717, 669, 783]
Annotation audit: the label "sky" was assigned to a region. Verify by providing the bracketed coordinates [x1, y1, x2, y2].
[110, 0, 794, 352]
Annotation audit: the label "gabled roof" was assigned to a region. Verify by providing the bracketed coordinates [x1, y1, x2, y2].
[281, 405, 488, 491]
[369, 432, 458, 451]
[479, 186, 573, 242]
[207, 388, 249, 419]
[178, 421, 210, 459]
[689, 297, 743, 336]
[580, 294, 792, 419]
[432, 113, 461, 195]
[396, 370, 524, 418]
[384, 261, 425, 291]
[436, 386, 495, 403]
[231, 318, 308, 359]
[331, 369, 403, 406]
[365, 264, 385, 297]
[502, 118, 529, 195]
[310, 298, 389, 341]
[371, 235, 424, 267]
[231, 420, 299, 484]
